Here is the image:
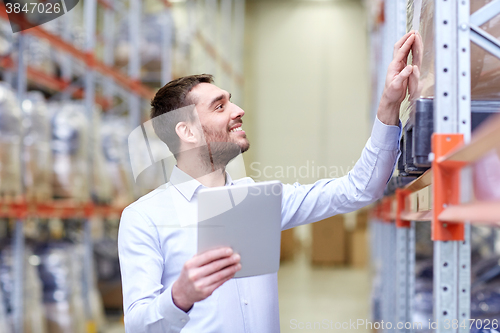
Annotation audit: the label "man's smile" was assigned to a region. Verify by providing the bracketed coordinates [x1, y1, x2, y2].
[229, 123, 245, 134]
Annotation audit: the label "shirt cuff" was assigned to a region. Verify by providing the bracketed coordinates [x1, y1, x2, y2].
[159, 283, 190, 331]
[370, 116, 402, 151]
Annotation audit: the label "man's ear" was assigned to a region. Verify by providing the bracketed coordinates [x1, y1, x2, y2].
[175, 121, 198, 145]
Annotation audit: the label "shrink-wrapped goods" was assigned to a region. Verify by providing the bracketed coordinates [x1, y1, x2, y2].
[24, 250, 47, 333]
[49, 102, 90, 202]
[115, 13, 171, 73]
[470, 255, 500, 323]
[100, 116, 134, 205]
[22, 92, 52, 202]
[24, 35, 57, 78]
[406, 0, 500, 106]
[50, 101, 114, 203]
[0, 21, 14, 57]
[94, 232, 123, 310]
[0, 275, 11, 333]
[0, 247, 47, 333]
[0, 83, 22, 197]
[398, 0, 500, 176]
[36, 243, 86, 333]
[91, 109, 113, 204]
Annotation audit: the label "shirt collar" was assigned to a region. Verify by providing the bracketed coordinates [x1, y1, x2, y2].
[169, 166, 234, 201]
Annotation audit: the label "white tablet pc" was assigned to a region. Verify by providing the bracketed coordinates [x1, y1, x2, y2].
[197, 180, 282, 278]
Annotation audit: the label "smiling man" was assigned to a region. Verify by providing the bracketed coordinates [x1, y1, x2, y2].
[118, 32, 417, 333]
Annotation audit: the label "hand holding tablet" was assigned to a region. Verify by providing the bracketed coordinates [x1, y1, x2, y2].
[197, 181, 283, 278]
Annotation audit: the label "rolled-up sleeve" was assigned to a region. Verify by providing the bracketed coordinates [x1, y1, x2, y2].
[281, 116, 401, 230]
[118, 208, 190, 333]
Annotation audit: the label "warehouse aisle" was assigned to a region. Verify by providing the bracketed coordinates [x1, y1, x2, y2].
[279, 253, 371, 333]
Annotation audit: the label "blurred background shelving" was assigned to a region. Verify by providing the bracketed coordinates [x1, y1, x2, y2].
[0, 0, 244, 332]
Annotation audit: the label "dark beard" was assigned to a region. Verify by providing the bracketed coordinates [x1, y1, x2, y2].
[201, 126, 249, 171]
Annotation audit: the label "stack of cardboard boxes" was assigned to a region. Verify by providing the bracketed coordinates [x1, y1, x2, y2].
[311, 215, 346, 265]
[346, 210, 370, 268]
[308, 210, 370, 267]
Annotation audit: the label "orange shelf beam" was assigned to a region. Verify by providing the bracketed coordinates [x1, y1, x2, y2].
[432, 133, 464, 241]
[400, 210, 433, 222]
[439, 201, 500, 225]
[0, 57, 112, 110]
[438, 113, 500, 167]
[27, 66, 112, 110]
[404, 169, 433, 194]
[0, 200, 125, 219]
[396, 189, 411, 227]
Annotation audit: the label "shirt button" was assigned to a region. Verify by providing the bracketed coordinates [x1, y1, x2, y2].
[244, 300, 248, 305]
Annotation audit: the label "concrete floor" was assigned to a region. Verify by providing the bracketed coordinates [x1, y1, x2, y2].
[278, 253, 372, 333]
[105, 254, 372, 333]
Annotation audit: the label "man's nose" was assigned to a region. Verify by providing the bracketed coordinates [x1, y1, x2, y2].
[231, 104, 245, 119]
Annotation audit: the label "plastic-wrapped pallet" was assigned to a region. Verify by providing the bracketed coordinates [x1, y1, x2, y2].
[115, 13, 171, 73]
[0, 20, 14, 58]
[69, 244, 88, 333]
[0, 246, 47, 333]
[0, 83, 22, 197]
[0, 246, 12, 331]
[91, 109, 114, 204]
[49, 102, 90, 202]
[24, 35, 57, 78]
[406, 0, 500, 104]
[24, 250, 47, 333]
[0, 279, 11, 333]
[396, 0, 500, 176]
[73, 244, 106, 330]
[22, 91, 53, 202]
[36, 243, 86, 333]
[94, 235, 123, 310]
[470, 255, 500, 323]
[101, 116, 134, 205]
[413, 260, 433, 333]
[50, 101, 114, 203]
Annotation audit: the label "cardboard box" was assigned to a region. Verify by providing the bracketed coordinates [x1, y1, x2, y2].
[355, 209, 369, 230]
[311, 215, 346, 265]
[347, 229, 369, 268]
[280, 228, 297, 261]
[417, 187, 431, 211]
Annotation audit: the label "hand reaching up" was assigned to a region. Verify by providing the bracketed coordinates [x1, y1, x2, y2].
[377, 31, 417, 126]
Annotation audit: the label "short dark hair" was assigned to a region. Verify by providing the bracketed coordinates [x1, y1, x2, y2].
[151, 74, 214, 155]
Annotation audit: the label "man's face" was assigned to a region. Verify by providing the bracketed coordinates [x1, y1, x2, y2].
[189, 83, 250, 154]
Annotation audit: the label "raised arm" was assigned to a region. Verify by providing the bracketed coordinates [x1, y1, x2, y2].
[281, 32, 416, 229]
[280, 117, 400, 230]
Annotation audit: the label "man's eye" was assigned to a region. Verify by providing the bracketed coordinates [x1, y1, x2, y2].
[215, 104, 223, 110]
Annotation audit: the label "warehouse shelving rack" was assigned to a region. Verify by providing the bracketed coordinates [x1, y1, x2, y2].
[0, 1, 246, 332]
[0, 1, 168, 332]
[370, 0, 500, 333]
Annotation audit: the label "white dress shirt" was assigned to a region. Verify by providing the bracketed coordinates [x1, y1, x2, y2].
[118, 117, 401, 333]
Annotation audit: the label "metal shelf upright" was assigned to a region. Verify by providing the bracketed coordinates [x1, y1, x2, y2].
[370, 0, 500, 332]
